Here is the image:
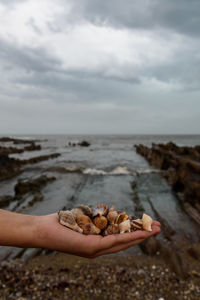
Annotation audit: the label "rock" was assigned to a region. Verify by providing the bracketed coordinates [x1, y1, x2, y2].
[140, 237, 161, 255]
[0, 153, 60, 181]
[0, 143, 41, 155]
[0, 195, 14, 208]
[188, 245, 200, 260]
[135, 142, 200, 224]
[78, 140, 90, 147]
[0, 137, 39, 144]
[0, 154, 22, 180]
[24, 143, 41, 151]
[0, 146, 24, 155]
[14, 176, 56, 198]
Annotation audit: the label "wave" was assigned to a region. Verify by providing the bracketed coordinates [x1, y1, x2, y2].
[83, 168, 107, 175]
[83, 166, 130, 175]
[52, 165, 161, 176]
[136, 169, 162, 174]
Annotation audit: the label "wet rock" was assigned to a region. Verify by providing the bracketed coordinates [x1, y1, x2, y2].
[28, 193, 44, 206]
[0, 146, 24, 155]
[68, 140, 90, 147]
[135, 142, 200, 224]
[24, 143, 41, 151]
[0, 195, 14, 208]
[0, 137, 40, 144]
[0, 143, 41, 155]
[0, 154, 22, 180]
[14, 176, 56, 198]
[78, 140, 90, 147]
[22, 153, 60, 165]
[0, 153, 60, 181]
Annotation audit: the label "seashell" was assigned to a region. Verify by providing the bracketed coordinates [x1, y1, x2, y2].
[93, 203, 108, 217]
[76, 214, 101, 235]
[131, 219, 143, 230]
[109, 205, 116, 212]
[119, 219, 131, 234]
[71, 205, 93, 218]
[107, 210, 118, 224]
[115, 212, 129, 224]
[142, 213, 152, 232]
[104, 224, 119, 235]
[93, 215, 108, 230]
[58, 210, 83, 234]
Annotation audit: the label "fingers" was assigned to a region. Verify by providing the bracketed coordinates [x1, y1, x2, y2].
[93, 223, 161, 257]
[95, 223, 161, 254]
[93, 238, 145, 257]
[153, 220, 161, 227]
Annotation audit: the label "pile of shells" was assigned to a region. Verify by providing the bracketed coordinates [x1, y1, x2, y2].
[58, 204, 153, 236]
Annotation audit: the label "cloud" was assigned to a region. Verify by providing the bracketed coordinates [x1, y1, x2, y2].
[70, 0, 200, 37]
[0, 0, 199, 134]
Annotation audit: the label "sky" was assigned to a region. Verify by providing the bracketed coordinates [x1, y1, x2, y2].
[0, 0, 200, 134]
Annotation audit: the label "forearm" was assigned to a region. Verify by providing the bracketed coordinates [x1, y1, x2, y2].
[0, 209, 39, 248]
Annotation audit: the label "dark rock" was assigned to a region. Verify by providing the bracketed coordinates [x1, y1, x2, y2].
[28, 193, 44, 206]
[14, 176, 56, 198]
[78, 140, 90, 147]
[0, 154, 22, 180]
[0, 195, 14, 208]
[22, 153, 60, 165]
[0, 146, 24, 155]
[187, 245, 200, 260]
[0, 143, 41, 155]
[0, 137, 38, 144]
[0, 153, 60, 181]
[135, 142, 200, 224]
[24, 143, 41, 151]
[140, 237, 161, 255]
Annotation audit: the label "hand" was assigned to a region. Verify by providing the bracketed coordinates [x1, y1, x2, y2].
[36, 213, 161, 258]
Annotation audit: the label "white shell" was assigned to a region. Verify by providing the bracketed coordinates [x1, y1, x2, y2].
[119, 219, 131, 234]
[142, 213, 152, 232]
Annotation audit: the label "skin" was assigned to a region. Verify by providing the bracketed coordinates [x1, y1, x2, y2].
[0, 209, 161, 258]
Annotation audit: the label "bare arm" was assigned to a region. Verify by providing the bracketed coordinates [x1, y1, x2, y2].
[0, 209, 161, 258]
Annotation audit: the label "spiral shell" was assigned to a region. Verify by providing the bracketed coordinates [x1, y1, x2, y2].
[58, 210, 83, 234]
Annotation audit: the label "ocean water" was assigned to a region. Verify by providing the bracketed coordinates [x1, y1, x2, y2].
[0, 134, 200, 259]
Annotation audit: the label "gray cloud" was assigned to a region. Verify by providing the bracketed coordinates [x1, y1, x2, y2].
[0, 0, 200, 134]
[70, 0, 200, 36]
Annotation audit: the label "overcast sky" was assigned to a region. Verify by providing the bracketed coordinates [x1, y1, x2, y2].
[0, 0, 200, 134]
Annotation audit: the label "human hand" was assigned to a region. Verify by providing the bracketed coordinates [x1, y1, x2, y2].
[36, 213, 161, 258]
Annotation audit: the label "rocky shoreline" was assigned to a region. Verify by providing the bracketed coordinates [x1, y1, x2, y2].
[135, 142, 200, 226]
[0, 137, 60, 181]
[0, 250, 200, 300]
[1, 138, 200, 299]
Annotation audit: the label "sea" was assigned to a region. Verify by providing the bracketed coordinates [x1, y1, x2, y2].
[0, 134, 200, 260]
